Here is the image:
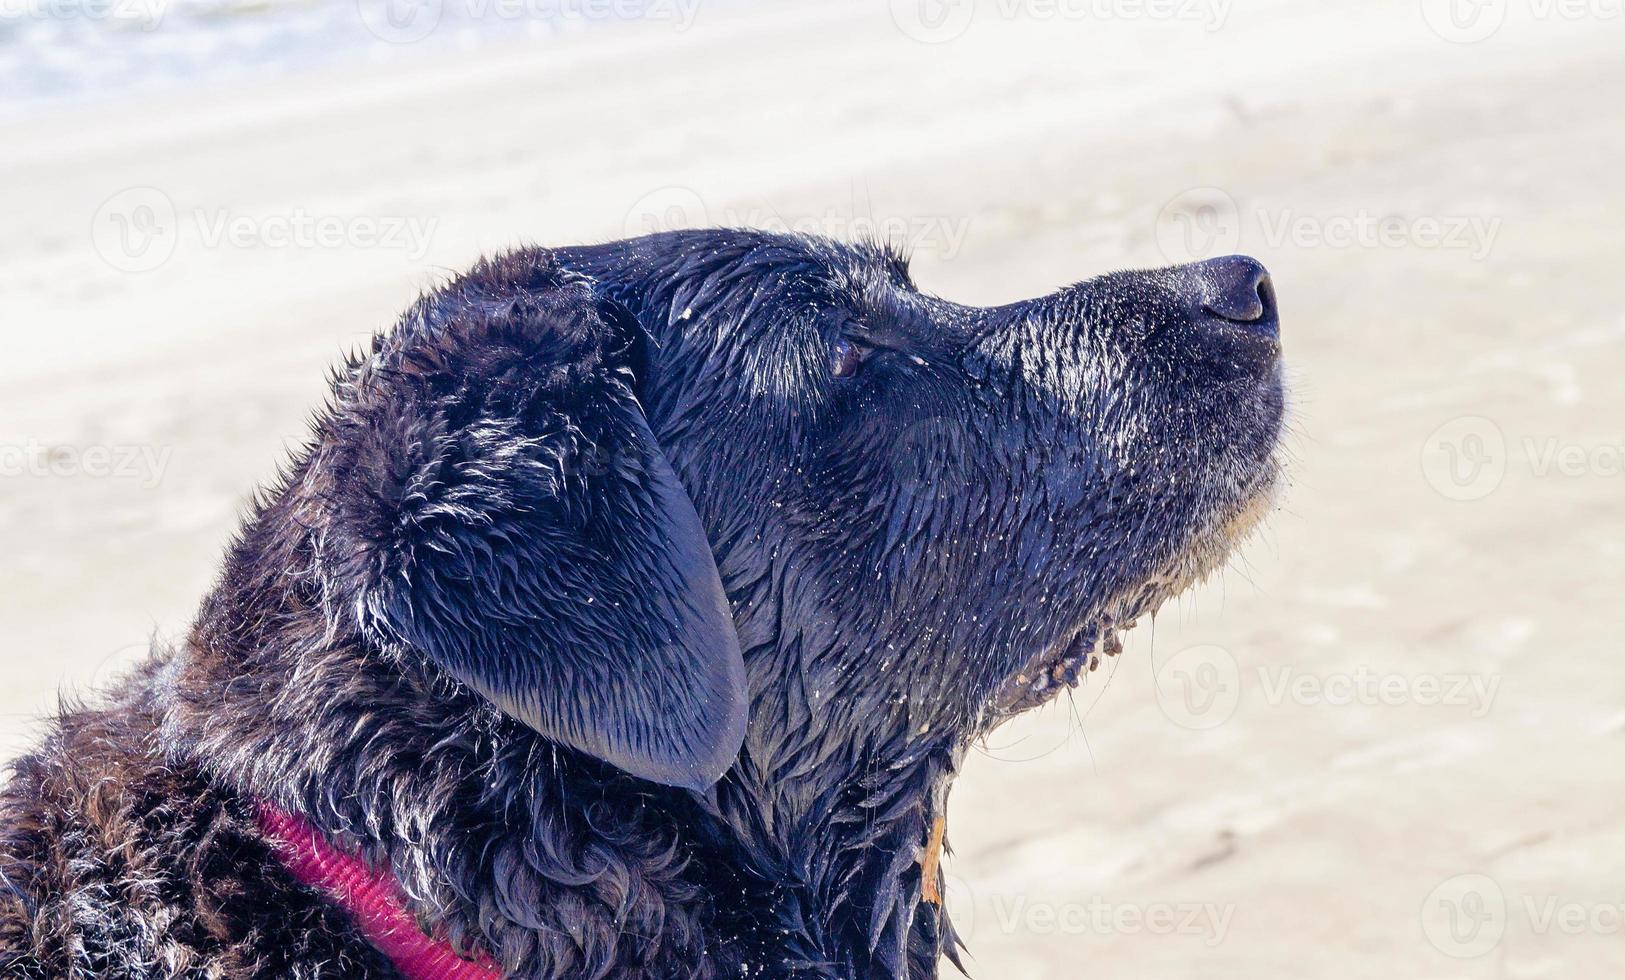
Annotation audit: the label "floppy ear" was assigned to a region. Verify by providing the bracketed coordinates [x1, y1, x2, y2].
[315, 253, 746, 791]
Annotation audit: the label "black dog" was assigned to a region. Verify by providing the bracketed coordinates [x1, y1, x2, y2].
[0, 231, 1284, 978]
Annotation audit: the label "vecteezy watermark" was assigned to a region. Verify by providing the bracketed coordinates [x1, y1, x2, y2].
[1421, 416, 1508, 502]
[1256, 665, 1500, 718]
[1155, 187, 1502, 265]
[1154, 644, 1242, 730]
[984, 894, 1235, 945]
[624, 186, 711, 237]
[0, 441, 174, 489]
[1423, 874, 1508, 958]
[1155, 645, 1502, 729]
[1419, 0, 1510, 42]
[1155, 187, 1242, 264]
[1422, 415, 1625, 501]
[193, 209, 437, 258]
[623, 186, 974, 259]
[888, 0, 1233, 44]
[77, 643, 157, 699]
[0, 0, 167, 29]
[1423, 873, 1625, 958]
[92, 187, 180, 274]
[92, 187, 439, 272]
[356, 0, 701, 44]
[1420, 0, 1624, 44]
[356, 0, 444, 42]
[1522, 439, 1625, 478]
[943, 874, 1232, 946]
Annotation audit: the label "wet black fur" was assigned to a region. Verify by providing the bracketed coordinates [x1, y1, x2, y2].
[0, 231, 1284, 978]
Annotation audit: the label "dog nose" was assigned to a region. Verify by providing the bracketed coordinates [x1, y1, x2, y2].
[1192, 255, 1277, 338]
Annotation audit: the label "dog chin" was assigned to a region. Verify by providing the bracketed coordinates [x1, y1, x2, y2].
[990, 441, 1283, 722]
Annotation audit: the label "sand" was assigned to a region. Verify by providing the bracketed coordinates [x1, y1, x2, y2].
[3, 0, 1623, 975]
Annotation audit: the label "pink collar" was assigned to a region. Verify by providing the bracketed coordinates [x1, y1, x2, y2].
[256, 802, 502, 980]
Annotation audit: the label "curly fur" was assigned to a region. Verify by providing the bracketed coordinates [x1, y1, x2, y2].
[0, 233, 1284, 979]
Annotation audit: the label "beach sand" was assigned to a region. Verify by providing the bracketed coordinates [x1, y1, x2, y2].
[3, 1, 1623, 975]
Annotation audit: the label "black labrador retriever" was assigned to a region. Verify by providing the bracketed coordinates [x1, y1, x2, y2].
[0, 230, 1285, 979]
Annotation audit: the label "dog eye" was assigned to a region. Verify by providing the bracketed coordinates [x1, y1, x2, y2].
[830, 338, 866, 378]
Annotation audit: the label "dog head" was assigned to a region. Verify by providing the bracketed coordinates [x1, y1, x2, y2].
[313, 231, 1285, 792]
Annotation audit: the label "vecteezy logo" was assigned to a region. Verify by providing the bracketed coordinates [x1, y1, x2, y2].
[1154, 644, 1240, 730]
[84, 643, 155, 696]
[107, 0, 169, 30]
[1420, 416, 1507, 502]
[357, 0, 445, 44]
[1421, 874, 1506, 957]
[623, 186, 710, 238]
[889, 0, 976, 43]
[91, 187, 179, 273]
[1155, 187, 1242, 264]
[1419, 0, 1508, 43]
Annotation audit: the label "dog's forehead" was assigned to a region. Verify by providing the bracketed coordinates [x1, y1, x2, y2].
[741, 233, 914, 302]
[655, 242, 903, 384]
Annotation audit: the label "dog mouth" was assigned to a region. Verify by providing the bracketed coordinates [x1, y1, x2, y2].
[989, 570, 1181, 718]
[993, 617, 1136, 716]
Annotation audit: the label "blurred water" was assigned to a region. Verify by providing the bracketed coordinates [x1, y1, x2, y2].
[0, 0, 708, 117]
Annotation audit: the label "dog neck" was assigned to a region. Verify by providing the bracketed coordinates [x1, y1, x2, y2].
[156, 505, 962, 979]
[255, 801, 503, 980]
[716, 704, 962, 977]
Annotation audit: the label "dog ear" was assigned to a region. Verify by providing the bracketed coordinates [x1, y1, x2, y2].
[314, 254, 746, 791]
